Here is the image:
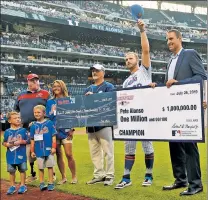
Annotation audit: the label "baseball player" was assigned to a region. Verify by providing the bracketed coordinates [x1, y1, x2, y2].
[115, 19, 154, 189]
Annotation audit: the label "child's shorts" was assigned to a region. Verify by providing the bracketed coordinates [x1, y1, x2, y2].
[37, 155, 55, 169]
[7, 162, 27, 173]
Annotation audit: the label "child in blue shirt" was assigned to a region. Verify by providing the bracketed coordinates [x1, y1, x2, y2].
[30, 105, 57, 191]
[3, 111, 28, 195]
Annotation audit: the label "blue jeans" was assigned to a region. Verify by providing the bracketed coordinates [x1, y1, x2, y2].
[7, 162, 27, 173]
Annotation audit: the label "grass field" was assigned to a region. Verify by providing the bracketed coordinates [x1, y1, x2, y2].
[1, 129, 207, 200]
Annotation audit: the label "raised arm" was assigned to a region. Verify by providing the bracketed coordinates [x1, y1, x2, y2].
[137, 20, 150, 68]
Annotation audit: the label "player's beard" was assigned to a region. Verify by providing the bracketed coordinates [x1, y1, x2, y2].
[127, 62, 137, 71]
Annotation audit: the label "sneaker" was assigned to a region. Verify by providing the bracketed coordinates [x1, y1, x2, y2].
[39, 182, 47, 191]
[48, 183, 55, 191]
[7, 186, 16, 195]
[104, 178, 114, 186]
[25, 175, 37, 183]
[57, 178, 67, 185]
[18, 185, 27, 194]
[142, 174, 153, 186]
[114, 180, 132, 189]
[53, 173, 56, 181]
[70, 179, 78, 184]
[86, 177, 105, 185]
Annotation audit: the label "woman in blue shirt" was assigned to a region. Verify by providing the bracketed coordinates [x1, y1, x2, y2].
[46, 80, 77, 185]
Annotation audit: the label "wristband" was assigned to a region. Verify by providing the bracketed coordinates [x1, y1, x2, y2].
[140, 29, 145, 33]
[52, 143, 56, 149]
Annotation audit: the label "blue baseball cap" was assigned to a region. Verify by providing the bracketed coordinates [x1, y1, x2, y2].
[130, 4, 144, 21]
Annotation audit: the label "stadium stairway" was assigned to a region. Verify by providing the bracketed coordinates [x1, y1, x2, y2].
[159, 10, 175, 24]
[194, 14, 206, 24]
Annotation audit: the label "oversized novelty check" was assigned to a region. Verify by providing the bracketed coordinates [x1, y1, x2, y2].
[56, 92, 117, 128]
[113, 82, 205, 142]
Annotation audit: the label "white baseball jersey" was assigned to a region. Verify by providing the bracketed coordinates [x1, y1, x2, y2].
[122, 65, 154, 155]
[123, 65, 152, 88]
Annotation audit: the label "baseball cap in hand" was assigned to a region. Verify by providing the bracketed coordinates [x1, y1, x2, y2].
[90, 64, 105, 72]
[27, 74, 39, 81]
[130, 4, 144, 21]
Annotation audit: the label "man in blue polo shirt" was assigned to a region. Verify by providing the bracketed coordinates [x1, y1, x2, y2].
[85, 64, 115, 186]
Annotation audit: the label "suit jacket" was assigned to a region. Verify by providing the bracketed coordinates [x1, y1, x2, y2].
[165, 48, 207, 83]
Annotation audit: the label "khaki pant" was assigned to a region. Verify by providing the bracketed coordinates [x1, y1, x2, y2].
[88, 127, 114, 179]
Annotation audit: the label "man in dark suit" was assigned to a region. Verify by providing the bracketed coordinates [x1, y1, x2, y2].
[162, 29, 207, 196]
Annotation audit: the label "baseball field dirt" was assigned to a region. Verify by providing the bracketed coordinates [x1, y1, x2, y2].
[0, 179, 95, 200]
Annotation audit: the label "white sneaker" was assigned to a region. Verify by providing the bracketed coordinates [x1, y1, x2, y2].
[142, 176, 153, 186]
[57, 178, 67, 185]
[114, 180, 132, 189]
[86, 177, 105, 185]
[104, 178, 114, 186]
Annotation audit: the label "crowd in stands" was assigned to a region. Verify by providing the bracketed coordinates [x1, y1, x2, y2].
[0, 96, 16, 113]
[1, 1, 207, 40]
[46, 1, 207, 28]
[162, 9, 205, 28]
[1, 32, 207, 64]
[6, 82, 26, 96]
[1, 32, 127, 57]
[1, 52, 173, 73]
[1, 53, 125, 70]
[2, 1, 135, 32]
[147, 24, 207, 40]
[55, 1, 133, 19]
[0, 64, 15, 76]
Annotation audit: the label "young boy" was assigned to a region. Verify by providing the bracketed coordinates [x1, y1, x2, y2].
[30, 105, 57, 191]
[3, 111, 28, 195]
